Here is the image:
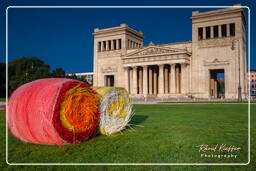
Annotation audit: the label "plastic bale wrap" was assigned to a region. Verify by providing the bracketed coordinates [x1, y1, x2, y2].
[7, 78, 100, 145]
[94, 87, 134, 136]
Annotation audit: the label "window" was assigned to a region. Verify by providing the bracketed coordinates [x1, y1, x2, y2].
[213, 25, 218, 38]
[105, 75, 114, 87]
[221, 24, 227, 37]
[206, 27, 211, 39]
[198, 27, 203, 40]
[230, 23, 235, 36]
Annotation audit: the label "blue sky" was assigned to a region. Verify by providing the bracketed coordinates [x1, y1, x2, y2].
[0, 0, 255, 73]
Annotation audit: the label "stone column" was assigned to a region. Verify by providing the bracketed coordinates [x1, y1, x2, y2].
[164, 66, 168, 93]
[218, 25, 222, 38]
[158, 64, 164, 95]
[149, 67, 153, 95]
[186, 64, 190, 94]
[129, 68, 133, 94]
[176, 65, 181, 94]
[181, 64, 186, 94]
[214, 79, 218, 98]
[101, 41, 104, 51]
[117, 39, 120, 50]
[227, 24, 230, 37]
[132, 67, 137, 95]
[153, 67, 158, 95]
[203, 27, 206, 40]
[210, 78, 214, 98]
[210, 26, 214, 39]
[139, 68, 143, 94]
[125, 67, 130, 93]
[106, 40, 109, 51]
[143, 66, 148, 96]
[170, 64, 176, 94]
[111, 40, 114, 50]
[210, 77, 218, 98]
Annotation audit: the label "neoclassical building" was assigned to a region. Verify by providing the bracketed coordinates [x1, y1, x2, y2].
[93, 5, 248, 99]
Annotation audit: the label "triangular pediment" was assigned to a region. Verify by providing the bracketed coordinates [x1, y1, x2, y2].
[125, 46, 189, 58]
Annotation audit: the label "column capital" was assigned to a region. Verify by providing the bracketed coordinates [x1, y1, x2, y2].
[131, 66, 138, 70]
[181, 63, 187, 67]
[171, 63, 176, 67]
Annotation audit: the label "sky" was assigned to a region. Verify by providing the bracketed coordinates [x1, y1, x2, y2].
[0, 0, 255, 73]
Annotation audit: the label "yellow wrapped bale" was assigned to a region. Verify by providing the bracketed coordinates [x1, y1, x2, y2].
[94, 87, 134, 135]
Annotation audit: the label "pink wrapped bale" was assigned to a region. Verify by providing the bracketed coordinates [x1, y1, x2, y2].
[7, 78, 100, 145]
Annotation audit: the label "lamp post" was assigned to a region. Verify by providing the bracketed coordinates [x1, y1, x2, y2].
[231, 39, 242, 101]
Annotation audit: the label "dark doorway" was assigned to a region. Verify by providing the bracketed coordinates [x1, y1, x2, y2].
[105, 75, 114, 87]
[209, 69, 225, 99]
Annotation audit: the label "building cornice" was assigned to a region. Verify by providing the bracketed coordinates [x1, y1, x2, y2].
[93, 24, 144, 39]
[191, 7, 246, 25]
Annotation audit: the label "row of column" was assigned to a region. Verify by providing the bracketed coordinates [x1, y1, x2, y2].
[126, 63, 189, 96]
[98, 39, 122, 52]
[199, 23, 235, 40]
[128, 39, 142, 49]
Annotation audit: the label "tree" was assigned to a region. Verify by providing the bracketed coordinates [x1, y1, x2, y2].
[8, 57, 51, 95]
[7, 57, 89, 96]
[51, 68, 65, 78]
[0, 62, 6, 98]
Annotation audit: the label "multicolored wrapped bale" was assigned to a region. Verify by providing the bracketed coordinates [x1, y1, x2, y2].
[95, 87, 133, 136]
[7, 78, 100, 145]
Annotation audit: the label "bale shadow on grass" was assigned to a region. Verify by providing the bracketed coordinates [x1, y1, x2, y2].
[129, 115, 148, 125]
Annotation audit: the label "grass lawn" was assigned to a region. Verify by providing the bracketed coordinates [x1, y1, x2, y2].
[160, 101, 256, 104]
[0, 104, 255, 170]
[0, 98, 6, 102]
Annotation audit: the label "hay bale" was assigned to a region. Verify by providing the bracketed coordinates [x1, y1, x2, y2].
[95, 87, 133, 135]
[7, 78, 100, 145]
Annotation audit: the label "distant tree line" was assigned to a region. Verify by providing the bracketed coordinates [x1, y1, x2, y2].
[0, 57, 89, 97]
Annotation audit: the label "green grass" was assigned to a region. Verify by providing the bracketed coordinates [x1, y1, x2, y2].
[160, 101, 256, 104]
[1, 104, 255, 170]
[0, 98, 6, 102]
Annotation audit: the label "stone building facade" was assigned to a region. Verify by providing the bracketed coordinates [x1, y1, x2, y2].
[93, 5, 248, 99]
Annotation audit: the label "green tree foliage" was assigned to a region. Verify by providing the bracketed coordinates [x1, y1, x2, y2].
[65, 74, 90, 85]
[0, 63, 6, 98]
[7, 57, 90, 96]
[51, 68, 66, 78]
[8, 57, 51, 94]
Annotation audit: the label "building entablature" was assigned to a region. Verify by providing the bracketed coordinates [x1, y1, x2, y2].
[122, 45, 191, 67]
[123, 45, 191, 58]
